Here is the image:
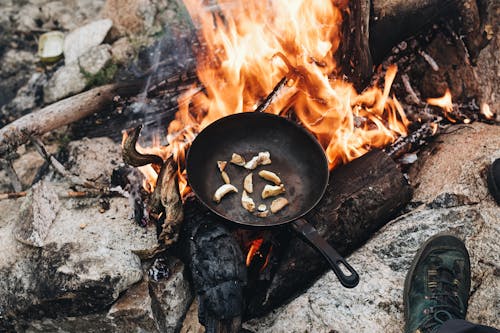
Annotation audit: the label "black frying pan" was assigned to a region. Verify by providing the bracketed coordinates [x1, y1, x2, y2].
[186, 112, 359, 288]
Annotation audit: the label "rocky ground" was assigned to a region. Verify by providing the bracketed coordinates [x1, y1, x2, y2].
[0, 0, 498, 332]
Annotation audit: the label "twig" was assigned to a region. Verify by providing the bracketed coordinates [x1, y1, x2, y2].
[386, 121, 440, 159]
[401, 74, 422, 105]
[418, 50, 439, 71]
[0, 159, 23, 192]
[255, 76, 289, 113]
[30, 137, 99, 189]
[0, 191, 27, 200]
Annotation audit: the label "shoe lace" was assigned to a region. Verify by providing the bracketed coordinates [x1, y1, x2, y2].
[415, 266, 466, 333]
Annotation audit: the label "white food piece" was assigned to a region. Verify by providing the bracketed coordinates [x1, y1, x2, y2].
[262, 184, 286, 199]
[213, 184, 238, 203]
[258, 204, 267, 212]
[257, 151, 272, 165]
[244, 156, 259, 170]
[244, 151, 272, 170]
[241, 190, 256, 212]
[217, 160, 227, 172]
[258, 170, 281, 185]
[243, 173, 253, 193]
[255, 210, 269, 218]
[221, 171, 230, 184]
[270, 197, 289, 213]
[230, 153, 246, 166]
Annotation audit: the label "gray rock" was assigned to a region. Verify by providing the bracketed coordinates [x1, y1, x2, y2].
[244, 123, 500, 333]
[107, 279, 160, 332]
[13, 180, 60, 247]
[79, 44, 112, 75]
[43, 62, 86, 104]
[66, 137, 121, 181]
[14, 0, 106, 33]
[63, 19, 113, 63]
[148, 259, 193, 332]
[0, 137, 158, 330]
[43, 45, 113, 103]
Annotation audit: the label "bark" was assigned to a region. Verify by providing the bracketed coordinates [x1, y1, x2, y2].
[245, 149, 413, 317]
[0, 81, 142, 158]
[370, 0, 459, 63]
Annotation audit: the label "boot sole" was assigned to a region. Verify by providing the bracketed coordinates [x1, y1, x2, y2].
[403, 233, 471, 332]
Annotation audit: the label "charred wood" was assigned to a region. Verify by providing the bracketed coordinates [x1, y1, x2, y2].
[122, 125, 164, 172]
[179, 199, 247, 333]
[369, 0, 460, 63]
[245, 149, 412, 317]
[340, 0, 372, 88]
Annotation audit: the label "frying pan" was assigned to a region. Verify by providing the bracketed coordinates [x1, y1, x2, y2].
[186, 112, 359, 288]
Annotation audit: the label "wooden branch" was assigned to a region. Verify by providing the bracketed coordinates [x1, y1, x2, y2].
[245, 149, 413, 317]
[0, 80, 142, 158]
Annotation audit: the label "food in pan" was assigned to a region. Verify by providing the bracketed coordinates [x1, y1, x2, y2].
[243, 173, 253, 193]
[213, 184, 238, 203]
[270, 197, 289, 213]
[258, 170, 281, 185]
[257, 204, 267, 212]
[230, 153, 246, 166]
[243, 151, 272, 170]
[262, 184, 286, 199]
[241, 190, 256, 212]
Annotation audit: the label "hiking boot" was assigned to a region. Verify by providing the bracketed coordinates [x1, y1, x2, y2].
[404, 234, 471, 333]
[487, 158, 500, 205]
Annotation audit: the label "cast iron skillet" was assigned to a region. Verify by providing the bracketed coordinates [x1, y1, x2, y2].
[186, 112, 359, 288]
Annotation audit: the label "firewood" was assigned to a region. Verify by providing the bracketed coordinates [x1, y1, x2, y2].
[0, 80, 142, 159]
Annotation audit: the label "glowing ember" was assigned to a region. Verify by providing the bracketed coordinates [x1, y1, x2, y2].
[246, 238, 264, 266]
[427, 89, 455, 122]
[246, 238, 272, 271]
[131, 0, 414, 194]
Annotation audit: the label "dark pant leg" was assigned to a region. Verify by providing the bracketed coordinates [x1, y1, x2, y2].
[437, 319, 500, 333]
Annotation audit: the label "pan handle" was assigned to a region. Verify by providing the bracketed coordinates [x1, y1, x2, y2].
[291, 218, 359, 288]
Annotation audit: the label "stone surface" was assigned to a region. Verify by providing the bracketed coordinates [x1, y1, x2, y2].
[149, 258, 193, 332]
[244, 123, 500, 333]
[78, 44, 113, 75]
[111, 37, 136, 64]
[13, 180, 60, 247]
[0, 137, 158, 330]
[63, 19, 113, 63]
[42, 62, 87, 103]
[43, 45, 113, 103]
[66, 136, 121, 181]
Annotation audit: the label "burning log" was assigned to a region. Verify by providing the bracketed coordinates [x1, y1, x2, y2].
[245, 149, 412, 317]
[0, 80, 142, 159]
[179, 199, 247, 333]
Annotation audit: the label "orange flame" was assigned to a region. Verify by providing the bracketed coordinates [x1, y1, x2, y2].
[481, 103, 494, 120]
[246, 238, 264, 266]
[131, 0, 411, 195]
[427, 89, 455, 122]
[164, 0, 409, 171]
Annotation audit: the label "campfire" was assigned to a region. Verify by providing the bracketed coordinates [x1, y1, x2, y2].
[0, 0, 497, 332]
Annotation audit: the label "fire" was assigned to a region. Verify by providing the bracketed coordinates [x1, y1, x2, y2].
[246, 238, 272, 271]
[427, 89, 455, 122]
[132, 0, 413, 194]
[481, 103, 494, 120]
